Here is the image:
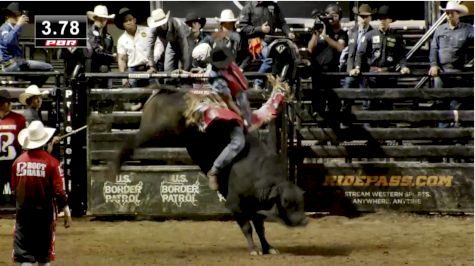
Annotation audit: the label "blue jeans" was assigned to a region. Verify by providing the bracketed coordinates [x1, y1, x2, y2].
[2, 59, 53, 87]
[254, 41, 272, 88]
[211, 126, 245, 172]
[235, 92, 252, 127]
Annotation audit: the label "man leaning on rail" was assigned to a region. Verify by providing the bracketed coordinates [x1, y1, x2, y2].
[0, 2, 53, 87]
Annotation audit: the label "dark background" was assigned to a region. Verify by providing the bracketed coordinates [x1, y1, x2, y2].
[1, 1, 426, 22]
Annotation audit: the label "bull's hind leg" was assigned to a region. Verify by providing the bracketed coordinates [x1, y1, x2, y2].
[235, 215, 261, 255]
[252, 216, 280, 255]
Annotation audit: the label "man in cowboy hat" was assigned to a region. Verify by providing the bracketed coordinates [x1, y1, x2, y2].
[146, 8, 191, 72]
[86, 4, 116, 88]
[11, 120, 71, 265]
[429, 1, 473, 127]
[205, 46, 250, 190]
[116, 7, 163, 89]
[200, 9, 241, 60]
[185, 12, 208, 70]
[0, 2, 53, 87]
[351, 5, 411, 112]
[0, 89, 26, 205]
[19, 85, 49, 124]
[340, 3, 375, 126]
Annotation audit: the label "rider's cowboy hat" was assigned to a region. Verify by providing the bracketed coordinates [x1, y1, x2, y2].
[147, 8, 170, 28]
[114, 7, 136, 30]
[352, 4, 376, 16]
[185, 12, 206, 28]
[87, 5, 115, 21]
[192, 43, 212, 62]
[208, 46, 235, 70]
[18, 120, 56, 150]
[19, 85, 49, 105]
[2, 2, 21, 17]
[440, 1, 468, 16]
[216, 9, 238, 23]
[0, 89, 12, 101]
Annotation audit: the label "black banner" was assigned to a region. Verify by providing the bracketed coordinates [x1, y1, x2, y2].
[298, 163, 474, 214]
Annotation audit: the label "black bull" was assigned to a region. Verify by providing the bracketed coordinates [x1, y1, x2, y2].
[112, 86, 308, 255]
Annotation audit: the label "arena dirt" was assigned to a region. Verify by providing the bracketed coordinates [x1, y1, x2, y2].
[0, 212, 472, 266]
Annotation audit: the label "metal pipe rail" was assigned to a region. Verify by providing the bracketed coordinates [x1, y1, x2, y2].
[318, 71, 474, 77]
[0, 71, 61, 76]
[84, 72, 268, 79]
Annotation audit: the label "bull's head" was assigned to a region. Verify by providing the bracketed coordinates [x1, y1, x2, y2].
[258, 182, 308, 227]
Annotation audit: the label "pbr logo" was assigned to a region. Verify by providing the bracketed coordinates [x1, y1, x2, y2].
[44, 39, 78, 47]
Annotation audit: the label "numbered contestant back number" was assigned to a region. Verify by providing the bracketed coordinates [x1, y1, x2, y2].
[35, 15, 87, 48]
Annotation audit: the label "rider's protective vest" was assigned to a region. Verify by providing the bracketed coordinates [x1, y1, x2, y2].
[220, 62, 248, 96]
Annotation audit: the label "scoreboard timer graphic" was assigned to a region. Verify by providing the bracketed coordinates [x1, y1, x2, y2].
[35, 15, 87, 47]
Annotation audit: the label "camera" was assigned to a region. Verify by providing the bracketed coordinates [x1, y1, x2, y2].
[311, 9, 333, 34]
[21, 10, 29, 16]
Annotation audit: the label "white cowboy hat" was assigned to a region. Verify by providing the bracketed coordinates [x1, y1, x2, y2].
[19, 85, 49, 105]
[147, 8, 170, 28]
[87, 5, 115, 21]
[440, 1, 469, 16]
[18, 121, 56, 150]
[192, 43, 212, 61]
[217, 9, 237, 23]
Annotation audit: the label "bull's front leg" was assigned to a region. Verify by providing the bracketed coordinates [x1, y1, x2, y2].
[235, 215, 261, 255]
[252, 216, 279, 255]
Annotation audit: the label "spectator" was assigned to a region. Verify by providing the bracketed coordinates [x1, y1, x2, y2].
[147, 8, 191, 72]
[185, 12, 207, 69]
[200, 9, 241, 59]
[86, 5, 116, 88]
[351, 5, 411, 111]
[115, 7, 162, 88]
[60, 47, 87, 87]
[19, 85, 49, 125]
[11, 120, 71, 265]
[307, 3, 348, 123]
[0, 2, 53, 87]
[0, 89, 26, 205]
[340, 4, 375, 127]
[429, 1, 473, 123]
[239, 1, 295, 90]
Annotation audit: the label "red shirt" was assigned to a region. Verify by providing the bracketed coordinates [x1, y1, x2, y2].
[0, 111, 26, 162]
[11, 149, 68, 210]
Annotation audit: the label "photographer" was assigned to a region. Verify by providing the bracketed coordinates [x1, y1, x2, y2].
[0, 2, 53, 87]
[307, 3, 347, 124]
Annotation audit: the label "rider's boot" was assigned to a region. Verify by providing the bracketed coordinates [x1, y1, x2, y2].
[207, 168, 219, 191]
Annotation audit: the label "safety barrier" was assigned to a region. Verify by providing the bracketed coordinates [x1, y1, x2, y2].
[82, 72, 277, 216]
[289, 72, 474, 214]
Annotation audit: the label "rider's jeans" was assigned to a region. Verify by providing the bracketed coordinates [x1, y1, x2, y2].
[254, 41, 272, 88]
[212, 126, 245, 173]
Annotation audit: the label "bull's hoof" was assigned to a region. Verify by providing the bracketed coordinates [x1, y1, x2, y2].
[250, 250, 263, 256]
[268, 248, 280, 255]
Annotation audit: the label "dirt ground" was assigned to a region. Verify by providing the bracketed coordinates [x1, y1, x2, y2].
[0, 212, 472, 266]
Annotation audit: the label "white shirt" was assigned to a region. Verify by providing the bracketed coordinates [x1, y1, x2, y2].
[117, 25, 164, 68]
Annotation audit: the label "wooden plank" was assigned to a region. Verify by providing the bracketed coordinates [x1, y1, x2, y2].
[298, 128, 474, 141]
[297, 145, 474, 158]
[296, 110, 474, 122]
[89, 88, 270, 102]
[298, 88, 473, 100]
[90, 148, 193, 163]
[297, 162, 473, 213]
[88, 166, 229, 216]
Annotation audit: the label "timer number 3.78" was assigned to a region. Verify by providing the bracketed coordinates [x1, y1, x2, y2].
[41, 20, 80, 36]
